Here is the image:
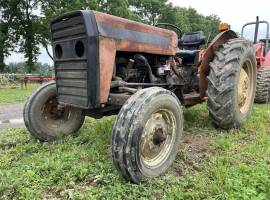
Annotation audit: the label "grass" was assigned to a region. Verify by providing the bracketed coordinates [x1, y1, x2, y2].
[0, 83, 39, 104]
[0, 103, 270, 199]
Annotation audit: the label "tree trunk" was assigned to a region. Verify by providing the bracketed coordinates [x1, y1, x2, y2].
[24, 2, 35, 73]
[0, 50, 5, 72]
[25, 27, 35, 73]
[0, 23, 8, 72]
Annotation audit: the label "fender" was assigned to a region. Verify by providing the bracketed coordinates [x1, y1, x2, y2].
[254, 42, 264, 68]
[199, 30, 238, 98]
[263, 50, 270, 67]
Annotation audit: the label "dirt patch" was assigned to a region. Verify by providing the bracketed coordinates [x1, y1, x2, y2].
[182, 132, 210, 154]
[171, 132, 211, 176]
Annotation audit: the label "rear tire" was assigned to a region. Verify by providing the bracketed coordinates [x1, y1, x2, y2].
[207, 39, 257, 129]
[23, 81, 85, 141]
[254, 67, 270, 103]
[111, 87, 183, 183]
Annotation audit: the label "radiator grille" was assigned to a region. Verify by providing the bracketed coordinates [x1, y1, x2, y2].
[52, 13, 89, 108]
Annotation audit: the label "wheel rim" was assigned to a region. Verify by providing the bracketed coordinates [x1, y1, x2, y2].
[140, 109, 176, 168]
[237, 60, 254, 114]
[41, 96, 72, 127]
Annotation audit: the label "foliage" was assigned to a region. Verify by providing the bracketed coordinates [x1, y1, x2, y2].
[159, 5, 221, 39]
[129, 0, 168, 25]
[0, 0, 20, 72]
[0, 104, 269, 199]
[1, 0, 222, 73]
[16, 0, 45, 72]
[40, 0, 141, 46]
[4, 62, 53, 76]
[39, 0, 99, 48]
[0, 0, 45, 72]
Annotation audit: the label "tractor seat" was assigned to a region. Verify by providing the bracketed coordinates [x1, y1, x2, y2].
[177, 31, 206, 65]
[179, 31, 206, 50]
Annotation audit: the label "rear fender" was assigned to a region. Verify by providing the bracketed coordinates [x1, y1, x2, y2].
[199, 30, 238, 98]
[263, 50, 270, 67]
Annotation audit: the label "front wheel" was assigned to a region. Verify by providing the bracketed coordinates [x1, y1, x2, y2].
[23, 81, 85, 141]
[111, 87, 183, 183]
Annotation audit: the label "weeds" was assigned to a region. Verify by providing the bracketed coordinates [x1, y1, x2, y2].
[0, 104, 269, 199]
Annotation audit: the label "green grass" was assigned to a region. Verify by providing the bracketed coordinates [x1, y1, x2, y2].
[0, 84, 39, 104]
[0, 104, 270, 199]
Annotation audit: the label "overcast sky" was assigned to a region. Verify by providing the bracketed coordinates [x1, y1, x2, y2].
[5, 0, 270, 65]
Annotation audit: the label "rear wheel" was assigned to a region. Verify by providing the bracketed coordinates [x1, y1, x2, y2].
[207, 39, 257, 129]
[23, 81, 85, 141]
[254, 67, 270, 103]
[111, 87, 183, 183]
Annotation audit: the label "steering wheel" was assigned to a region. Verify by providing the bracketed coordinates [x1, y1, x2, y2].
[155, 23, 182, 38]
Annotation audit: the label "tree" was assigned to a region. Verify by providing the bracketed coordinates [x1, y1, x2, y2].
[159, 5, 221, 40]
[158, 4, 191, 34]
[1, 0, 222, 73]
[0, 0, 20, 72]
[40, 0, 139, 48]
[0, 22, 8, 71]
[201, 15, 221, 40]
[99, 0, 131, 18]
[40, 0, 99, 51]
[14, 0, 44, 72]
[129, 0, 168, 25]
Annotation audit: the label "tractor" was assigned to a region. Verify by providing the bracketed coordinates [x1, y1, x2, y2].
[241, 16, 270, 103]
[23, 10, 257, 183]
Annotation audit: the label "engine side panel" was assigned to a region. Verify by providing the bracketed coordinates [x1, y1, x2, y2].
[94, 11, 178, 103]
[99, 37, 116, 103]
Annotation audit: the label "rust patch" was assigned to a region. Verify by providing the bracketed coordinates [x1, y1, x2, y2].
[94, 11, 178, 39]
[93, 11, 178, 56]
[99, 37, 116, 103]
[99, 36, 177, 103]
[94, 10, 180, 103]
[115, 39, 176, 55]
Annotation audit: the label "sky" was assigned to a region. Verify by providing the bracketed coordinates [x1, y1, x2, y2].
[5, 0, 270, 65]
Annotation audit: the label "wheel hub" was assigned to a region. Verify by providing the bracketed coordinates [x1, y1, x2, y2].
[42, 96, 71, 122]
[140, 109, 176, 168]
[238, 68, 249, 107]
[237, 64, 252, 114]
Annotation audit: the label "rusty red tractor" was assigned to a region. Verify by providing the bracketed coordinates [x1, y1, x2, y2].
[24, 10, 257, 183]
[241, 16, 270, 103]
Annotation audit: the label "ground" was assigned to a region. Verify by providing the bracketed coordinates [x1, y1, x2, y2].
[0, 103, 24, 131]
[0, 84, 39, 131]
[0, 87, 270, 199]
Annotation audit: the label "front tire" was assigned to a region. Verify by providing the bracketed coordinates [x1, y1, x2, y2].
[23, 81, 85, 141]
[111, 87, 183, 183]
[207, 39, 257, 129]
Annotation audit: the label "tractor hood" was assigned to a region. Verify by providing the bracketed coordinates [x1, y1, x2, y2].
[50, 10, 178, 108]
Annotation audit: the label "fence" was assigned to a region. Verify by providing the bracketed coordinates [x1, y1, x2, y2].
[0, 73, 54, 89]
